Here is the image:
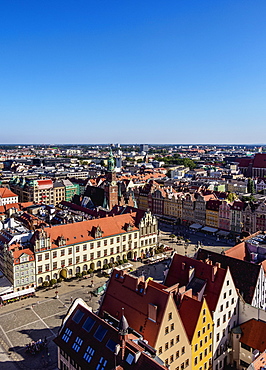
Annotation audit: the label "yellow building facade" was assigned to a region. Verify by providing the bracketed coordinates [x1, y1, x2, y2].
[192, 299, 213, 370]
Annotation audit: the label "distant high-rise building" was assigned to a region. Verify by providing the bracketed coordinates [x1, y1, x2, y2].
[140, 144, 148, 152]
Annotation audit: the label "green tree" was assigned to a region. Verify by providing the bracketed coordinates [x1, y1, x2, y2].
[227, 192, 237, 202]
[247, 178, 255, 194]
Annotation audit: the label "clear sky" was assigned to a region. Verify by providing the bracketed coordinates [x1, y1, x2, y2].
[1, 1, 266, 144]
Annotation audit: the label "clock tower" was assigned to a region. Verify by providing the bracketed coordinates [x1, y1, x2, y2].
[104, 149, 118, 209]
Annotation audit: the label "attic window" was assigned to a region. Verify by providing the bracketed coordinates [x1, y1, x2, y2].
[83, 346, 95, 364]
[96, 356, 107, 369]
[72, 309, 84, 324]
[94, 325, 107, 342]
[72, 336, 83, 352]
[106, 339, 117, 352]
[62, 328, 72, 343]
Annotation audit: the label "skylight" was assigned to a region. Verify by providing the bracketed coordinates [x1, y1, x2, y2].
[126, 352, 134, 365]
[82, 316, 95, 333]
[94, 325, 108, 342]
[106, 338, 117, 352]
[72, 309, 84, 324]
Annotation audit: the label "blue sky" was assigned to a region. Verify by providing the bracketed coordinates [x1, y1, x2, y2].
[1, 1, 266, 144]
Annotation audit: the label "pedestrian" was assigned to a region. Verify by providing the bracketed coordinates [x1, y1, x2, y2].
[70, 296, 73, 303]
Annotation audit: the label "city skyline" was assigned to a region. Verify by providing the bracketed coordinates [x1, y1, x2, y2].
[1, 1, 266, 144]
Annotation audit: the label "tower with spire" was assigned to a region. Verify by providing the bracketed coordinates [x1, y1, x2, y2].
[104, 148, 118, 209]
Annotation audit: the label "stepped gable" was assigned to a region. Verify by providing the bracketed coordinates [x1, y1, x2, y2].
[99, 271, 170, 348]
[164, 253, 226, 313]
[196, 248, 260, 304]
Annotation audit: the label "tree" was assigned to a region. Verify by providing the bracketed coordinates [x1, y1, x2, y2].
[247, 178, 255, 194]
[227, 192, 237, 202]
[169, 234, 176, 243]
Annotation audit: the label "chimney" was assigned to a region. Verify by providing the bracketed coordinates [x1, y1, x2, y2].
[211, 265, 218, 282]
[215, 262, 221, 268]
[181, 262, 186, 271]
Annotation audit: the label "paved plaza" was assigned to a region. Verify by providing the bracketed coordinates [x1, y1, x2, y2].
[0, 226, 232, 370]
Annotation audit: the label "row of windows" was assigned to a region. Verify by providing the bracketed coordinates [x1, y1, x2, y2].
[194, 345, 212, 359]
[37, 239, 144, 262]
[217, 310, 232, 327]
[197, 324, 211, 337]
[194, 340, 212, 352]
[220, 297, 235, 312]
[165, 358, 189, 368]
[158, 339, 183, 354]
[194, 359, 212, 369]
[165, 323, 175, 334]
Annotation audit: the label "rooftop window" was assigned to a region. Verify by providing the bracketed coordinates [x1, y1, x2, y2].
[106, 339, 117, 352]
[82, 317, 95, 333]
[94, 325, 108, 342]
[126, 353, 134, 365]
[72, 309, 84, 324]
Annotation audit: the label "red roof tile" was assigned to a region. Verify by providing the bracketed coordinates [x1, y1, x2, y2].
[240, 319, 266, 352]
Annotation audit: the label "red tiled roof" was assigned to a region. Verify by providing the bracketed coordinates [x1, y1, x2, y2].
[12, 248, 35, 263]
[206, 199, 222, 211]
[33, 212, 140, 249]
[252, 154, 266, 169]
[225, 242, 248, 261]
[240, 319, 266, 352]
[165, 254, 226, 313]
[0, 187, 18, 198]
[179, 295, 202, 342]
[99, 271, 171, 348]
[37, 179, 53, 189]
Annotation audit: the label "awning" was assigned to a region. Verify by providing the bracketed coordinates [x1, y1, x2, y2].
[189, 223, 203, 230]
[217, 230, 230, 237]
[0, 287, 35, 301]
[201, 226, 218, 233]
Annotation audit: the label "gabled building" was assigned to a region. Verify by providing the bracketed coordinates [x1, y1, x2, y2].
[99, 271, 192, 369]
[230, 201, 244, 235]
[54, 298, 168, 370]
[0, 187, 18, 206]
[30, 211, 157, 287]
[218, 200, 231, 231]
[182, 193, 195, 225]
[196, 248, 266, 310]
[205, 200, 221, 229]
[193, 192, 216, 226]
[164, 253, 239, 370]
[179, 296, 213, 370]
